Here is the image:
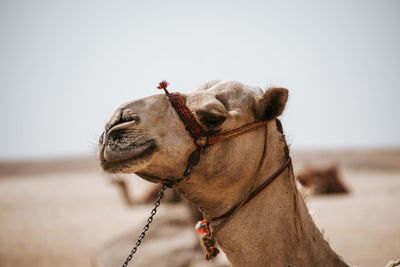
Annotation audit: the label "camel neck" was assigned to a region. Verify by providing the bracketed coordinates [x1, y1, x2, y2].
[208, 156, 291, 224]
[214, 165, 347, 266]
[212, 121, 349, 267]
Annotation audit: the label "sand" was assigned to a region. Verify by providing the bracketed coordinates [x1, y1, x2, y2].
[0, 150, 399, 267]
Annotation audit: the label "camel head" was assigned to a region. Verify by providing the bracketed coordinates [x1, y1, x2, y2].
[98, 80, 288, 215]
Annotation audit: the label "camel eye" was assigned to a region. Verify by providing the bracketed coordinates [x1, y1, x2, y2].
[197, 111, 226, 128]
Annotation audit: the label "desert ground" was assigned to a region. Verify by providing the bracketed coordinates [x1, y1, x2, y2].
[0, 150, 399, 267]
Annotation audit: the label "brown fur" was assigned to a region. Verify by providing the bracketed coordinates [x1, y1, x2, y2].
[275, 119, 290, 158]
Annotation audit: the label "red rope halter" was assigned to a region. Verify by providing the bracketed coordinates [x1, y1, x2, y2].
[157, 80, 267, 145]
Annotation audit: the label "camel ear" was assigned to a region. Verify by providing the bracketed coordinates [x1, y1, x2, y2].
[255, 87, 288, 121]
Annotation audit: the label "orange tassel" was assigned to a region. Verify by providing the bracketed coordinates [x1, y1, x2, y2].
[195, 220, 219, 260]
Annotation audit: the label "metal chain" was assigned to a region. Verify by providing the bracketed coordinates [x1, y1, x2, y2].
[121, 184, 168, 267]
[120, 173, 190, 267]
[121, 147, 201, 266]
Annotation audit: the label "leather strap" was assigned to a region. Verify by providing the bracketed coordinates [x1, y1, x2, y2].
[210, 156, 291, 222]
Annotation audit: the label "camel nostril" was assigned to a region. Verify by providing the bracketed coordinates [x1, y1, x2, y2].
[121, 109, 139, 123]
[104, 109, 139, 132]
[104, 109, 139, 136]
[105, 108, 123, 131]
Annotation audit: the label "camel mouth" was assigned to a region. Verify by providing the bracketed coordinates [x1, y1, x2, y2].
[100, 140, 158, 173]
[99, 131, 158, 173]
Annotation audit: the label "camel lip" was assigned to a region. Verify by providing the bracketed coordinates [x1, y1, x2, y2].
[99, 139, 158, 173]
[135, 172, 176, 184]
[135, 172, 165, 183]
[104, 139, 155, 160]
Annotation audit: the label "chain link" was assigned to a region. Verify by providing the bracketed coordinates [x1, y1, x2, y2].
[121, 184, 168, 267]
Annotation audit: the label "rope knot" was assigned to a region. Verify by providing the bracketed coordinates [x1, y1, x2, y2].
[201, 233, 220, 260]
[195, 220, 219, 260]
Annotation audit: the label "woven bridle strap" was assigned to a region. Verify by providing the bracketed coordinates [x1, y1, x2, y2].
[167, 93, 206, 139]
[206, 121, 268, 145]
[157, 81, 267, 146]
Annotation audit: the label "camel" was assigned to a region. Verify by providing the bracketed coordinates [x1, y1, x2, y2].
[98, 80, 349, 267]
[297, 165, 349, 194]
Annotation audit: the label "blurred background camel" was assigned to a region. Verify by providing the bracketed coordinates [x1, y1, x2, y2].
[297, 165, 349, 195]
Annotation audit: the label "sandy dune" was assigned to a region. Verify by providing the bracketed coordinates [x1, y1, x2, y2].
[0, 150, 399, 267]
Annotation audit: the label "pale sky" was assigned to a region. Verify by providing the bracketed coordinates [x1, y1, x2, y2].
[0, 0, 399, 160]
